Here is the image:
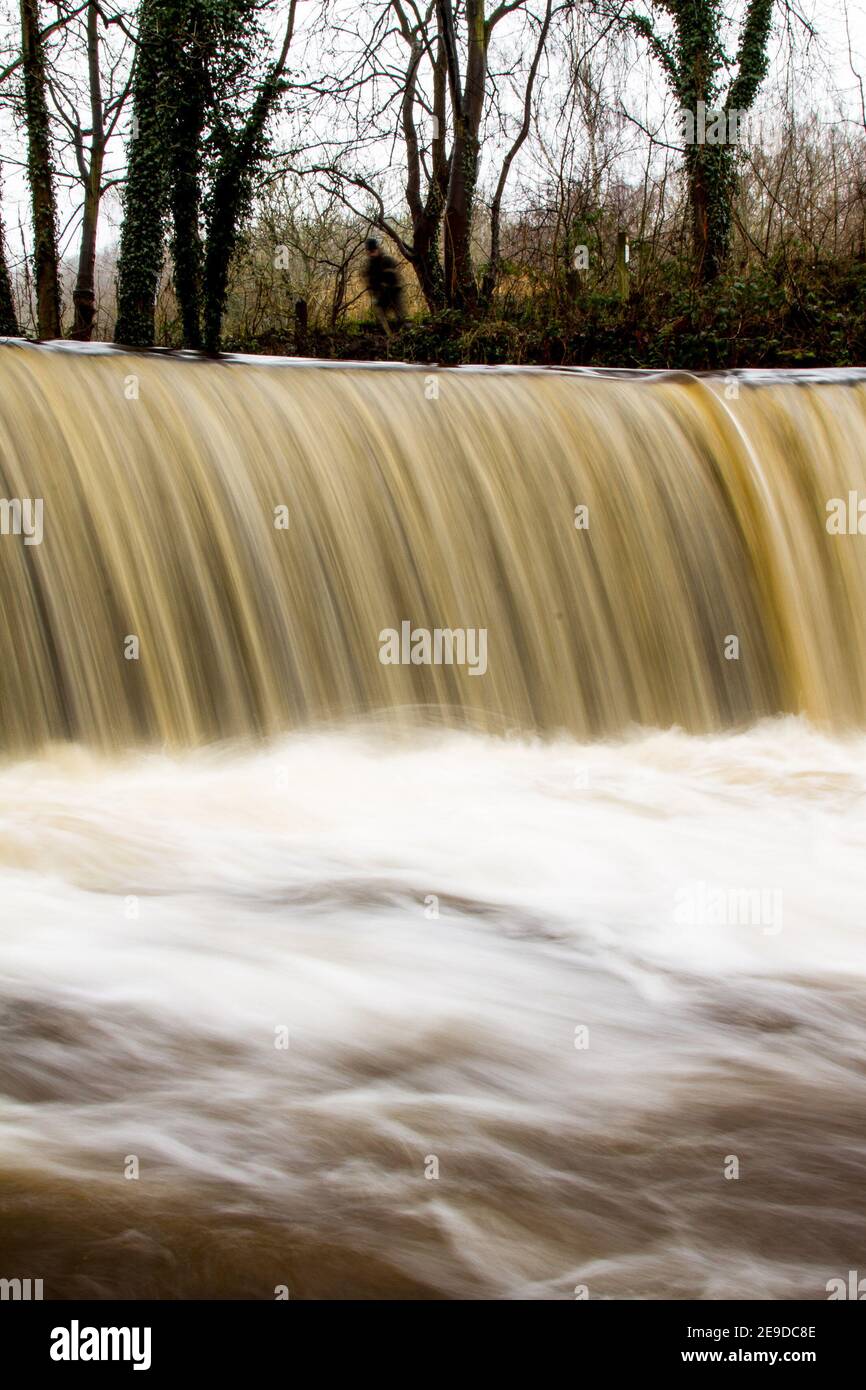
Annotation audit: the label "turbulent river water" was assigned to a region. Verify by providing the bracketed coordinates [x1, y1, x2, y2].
[1, 347, 864, 1298]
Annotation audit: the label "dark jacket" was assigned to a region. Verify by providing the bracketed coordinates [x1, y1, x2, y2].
[364, 253, 402, 306]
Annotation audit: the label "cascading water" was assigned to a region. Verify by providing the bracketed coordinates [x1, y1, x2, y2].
[1, 342, 864, 1299]
[3, 344, 866, 748]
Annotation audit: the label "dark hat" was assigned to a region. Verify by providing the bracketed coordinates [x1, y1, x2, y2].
[365, 237, 379, 252]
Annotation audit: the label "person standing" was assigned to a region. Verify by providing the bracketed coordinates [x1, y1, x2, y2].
[363, 237, 405, 333]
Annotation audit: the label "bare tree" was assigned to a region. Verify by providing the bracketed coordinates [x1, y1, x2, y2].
[0, 166, 18, 332]
[295, 0, 557, 313]
[46, 0, 133, 337]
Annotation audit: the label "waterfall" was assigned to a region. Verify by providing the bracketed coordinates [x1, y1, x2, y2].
[3, 343, 865, 750]
[1, 344, 864, 1300]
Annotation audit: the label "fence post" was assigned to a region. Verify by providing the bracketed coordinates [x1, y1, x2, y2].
[616, 231, 630, 302]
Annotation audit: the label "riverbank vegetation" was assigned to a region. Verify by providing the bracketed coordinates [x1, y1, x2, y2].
[0, 0, 863, 366]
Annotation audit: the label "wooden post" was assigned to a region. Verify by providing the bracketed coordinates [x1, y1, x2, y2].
[294, 297, 308, 353]
[616, 231, 630, 302]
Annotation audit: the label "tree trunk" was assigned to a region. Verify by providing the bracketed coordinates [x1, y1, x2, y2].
[71, 174, 101, 339]
[686, 140, 735, 284]
[410, 223, 447, 313]
[202, 3, 296, 353]
[439, 0, 486, 309]
[165, 0, 216, 349]
[202, 94, 272, 353]
[443, 132, 479, 308]
[71, 0, 104, 341]
[114, 0, 170, 346]
[398, 18, 447, 312]
[20, 0, 61, 338]
[168, 59, 206, 350]
[669, 0, 772, 284]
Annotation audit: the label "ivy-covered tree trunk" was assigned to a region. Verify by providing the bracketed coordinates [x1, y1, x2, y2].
[168, 63, 206, 348]
[631, 0, 775, 283]
[671, 0, 734, 283]
[114, 0, 170, 346]
[117, 0, 283, 350]
[20, 0, 61, 338]
[166, 0, 216, 349]
[201, 77, 279, 353]
[202, 2, 296, 353]
[685, 140, 737, 283]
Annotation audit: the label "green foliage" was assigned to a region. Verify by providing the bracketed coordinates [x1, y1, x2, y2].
[220, 252, 866, 370]
[114, 0, 172, 346]
[115, 0, 271, 348]
[632, 0, 777, 281]
[202, 54, 284, 353]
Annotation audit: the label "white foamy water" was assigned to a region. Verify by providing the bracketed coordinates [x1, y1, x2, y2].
[1, 719, 865, 1299]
